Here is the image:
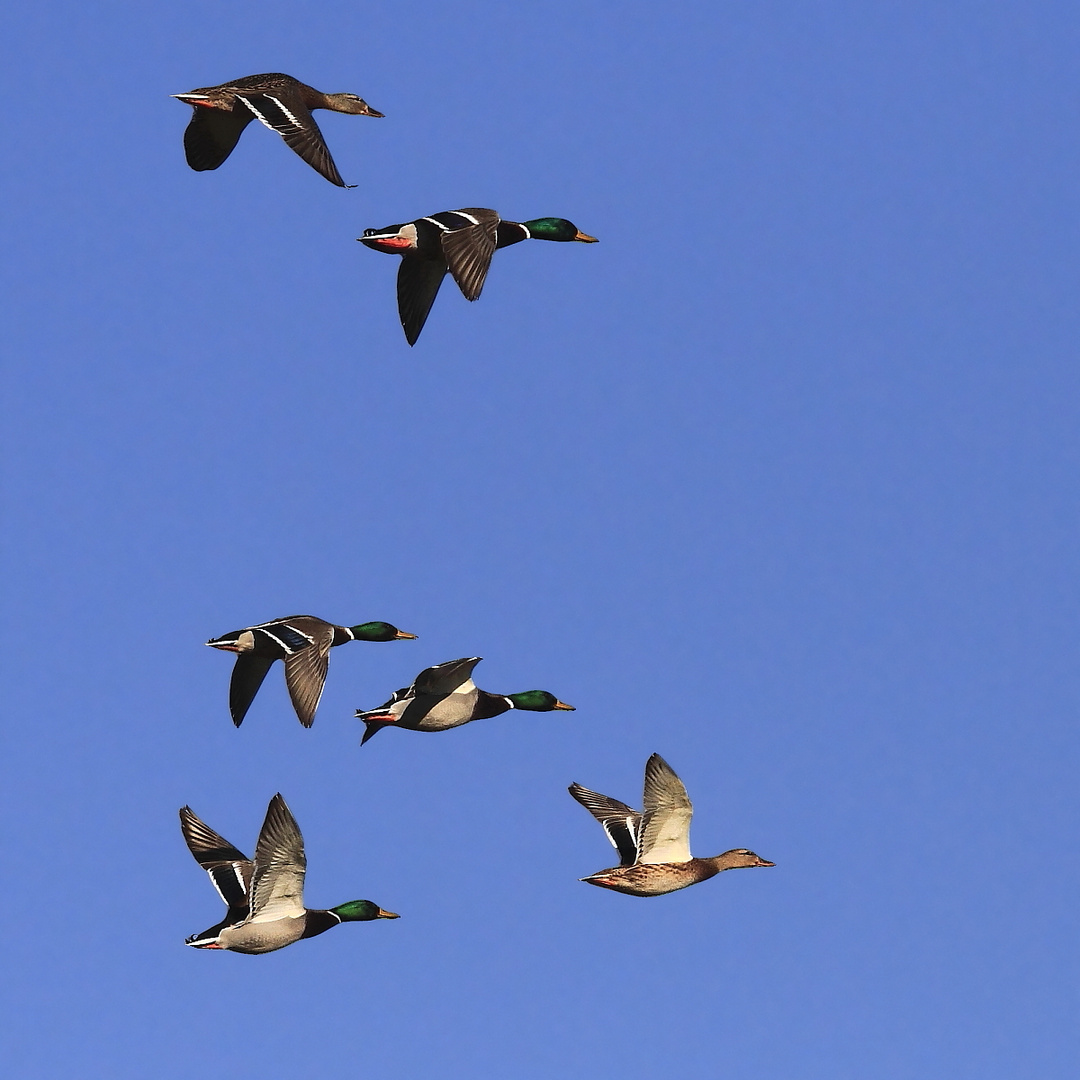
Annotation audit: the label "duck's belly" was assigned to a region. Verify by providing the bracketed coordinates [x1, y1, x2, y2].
[582, 862, 712, 897]
[403, 692, 478, 731]
[218, 916, 306, 954]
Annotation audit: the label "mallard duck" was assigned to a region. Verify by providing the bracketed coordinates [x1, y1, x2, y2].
[180, 793, 398, 954]
[569, 753, 774, 897]
[172, 73, 383, 186]
[358, 209, 598, 344]
[207, 616, 417, 728]
[355, 656, 574, 745]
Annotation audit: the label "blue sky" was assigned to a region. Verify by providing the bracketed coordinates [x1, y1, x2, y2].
[2, 2, 1076, 1077]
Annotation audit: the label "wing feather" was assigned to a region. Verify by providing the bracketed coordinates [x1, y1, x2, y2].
[229, 654, 275, 727]
[396, 257, 448, 345]
[412, 657, 482, 696]
[183, 106, 253, 171]
[441, 209, 500, 301]
[567, 784, 641, 866]
[282, 622, 332, 727]
[237, 93, 347, 187]
[179, 806, 253, 915]
[637, 754, 693, 864]
[248, 794, 306, 922]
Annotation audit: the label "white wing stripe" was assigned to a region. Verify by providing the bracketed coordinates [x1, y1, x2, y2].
[236, 94, 278, 132]
[266, 94, 302, 127]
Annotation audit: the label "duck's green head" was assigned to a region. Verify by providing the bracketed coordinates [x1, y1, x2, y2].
[331, 900, 400, 921]
[350, 621, 418, 642]
[523, 218, 598, 243]
[507, 690, 576, 712]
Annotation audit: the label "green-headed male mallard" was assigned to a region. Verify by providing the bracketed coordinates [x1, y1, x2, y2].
[569, 754, 774, 897]
[173, 73, 383, 186]
[358, 208, 598, 344]
[180, 793, 398, 954]
[207, 615, 417, 728]
[355, 656, 574, 745]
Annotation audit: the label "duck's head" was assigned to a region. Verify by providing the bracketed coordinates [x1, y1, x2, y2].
[323, 93, 384, 117]
[331, 900, 400, 921]
[350, 621, 418, 642]
[522, 218, 598, 243]
[205, 629, 254, 653]
[506, 690, 576, 712]
[713, 849, 775, 870]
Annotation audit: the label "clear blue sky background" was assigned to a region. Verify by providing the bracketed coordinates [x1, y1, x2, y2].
[2, 2, 1076, 1077]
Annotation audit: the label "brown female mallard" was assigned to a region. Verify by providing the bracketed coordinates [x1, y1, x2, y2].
[569, 753, 774, 897]
[173, 73, 383, 186]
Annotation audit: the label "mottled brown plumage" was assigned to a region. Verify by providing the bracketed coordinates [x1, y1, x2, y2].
[173, 73, 383, 186]
[570, 754, 774, 897]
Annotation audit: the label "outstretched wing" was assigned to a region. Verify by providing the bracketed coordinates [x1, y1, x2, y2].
[441, 209, 500, 301]
[359, 720, 389, 746]
[236, 93, 347, 187]
[637, 754, 693, 864]
[229, 654, 275, 727]
[568, 783, 641, 867]
[179, 806, 253, 919]
[248, 794, 307, 923]
[412, 656, 482, 696]
[282, 623, 333, 727]
[397, 257, 448, 346]
[183, 106, 254, 171]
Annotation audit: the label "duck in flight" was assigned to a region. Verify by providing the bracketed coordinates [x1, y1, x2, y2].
[180, 793, 399, 954]
[569, 754, 775, 896]
[355, 656, 574, 745]
[358, 208, 598, 344]
[207, 615, 416, 728]
[173, 73, 383, 186]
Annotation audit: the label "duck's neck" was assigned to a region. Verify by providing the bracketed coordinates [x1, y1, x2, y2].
[701, 851, 758, 872]
[471, 690, 514, 720]
[301, 910, 340, 939]
[495, 221, 532, 249]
